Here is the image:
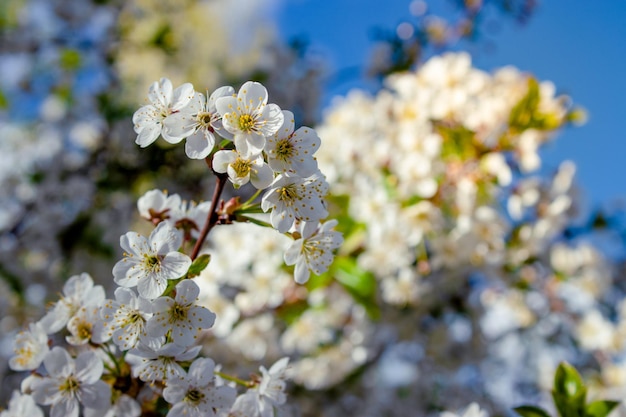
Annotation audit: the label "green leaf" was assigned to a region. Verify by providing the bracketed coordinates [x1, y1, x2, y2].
[187, 254, 211, 278]
[585, 400, 619, 417]
[552, 362, 587, 417]
[60, 48, 82, 71]
[509, 77, 540, 131]
[434, 122, 478, 161]
[513, 405, 552, 417]
[554, 362, 586, 398]
[333, 257, 380, 319]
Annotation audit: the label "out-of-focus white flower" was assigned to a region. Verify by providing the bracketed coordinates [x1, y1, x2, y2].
[265, 110, 320, 176]
[137, 189, 182, 225]
[284, 220, 343, 284]
[163, 86, 234, 159]
[163, 358, 236, 417]
[212, 149, 273, 189]
[31, 347, 111, 417]
[441, 403, 489, 417]
[112, 222, 191, 299]
[147, 280, 216, 347]
[0, 391, 43, 417]
[230, 357, 290, 417]
[39, 273, 105, 335]
[132, 78, 194, 147]
[226, 314, 277, 361]
[66, 306, 109, 345]
[576, 310, 615, 352]
[216, 81, 283, 156]
[261, 172, 328, 233]
[9, 322, 49, 371]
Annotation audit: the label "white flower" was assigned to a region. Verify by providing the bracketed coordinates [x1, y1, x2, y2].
[0, 391, 43, 417]
[212, 149, 273, 189]
[284, 220, 343, 284]
[215, 81, 284, 156]
[441, 403, 489, 417]
[66, 306, 109, 345]
[265, 110, 320, 177]
[129, 340, 200, 383]
[163, 358, 236, 417]
[113, 222, 191, 299]
[9, 322, 49, 371]
[163, 86, 235, 159]
[101, 287, 153, 351]
[137, 189, 182, 225]
[31, 347, 111, 417]
[261, 172, 329, 233]
[132, 78, 194, 147]
[230, 357, 290, 417]
[39, 273, 105, 334]
[147, 280, 216, 347]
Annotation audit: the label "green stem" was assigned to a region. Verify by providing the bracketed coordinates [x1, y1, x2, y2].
[239, 215, 272, 229]
[100, 343, 122, 376]
[215, 371, 254, 388]
[241, 188, 263, 208]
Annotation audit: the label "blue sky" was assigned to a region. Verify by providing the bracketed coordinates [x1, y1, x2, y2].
[275, 1, 626, 208]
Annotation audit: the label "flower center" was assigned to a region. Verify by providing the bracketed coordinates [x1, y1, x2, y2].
[198, 111, 214, 131]
[59, 376, 80, 394]
[274, 138, 294, 161]
[232, 158, 252, 178]
[185, 389, 205, 405]
[143, 254, 162, 272]
[278, 184, 299, 205]
[171, 303, 188, 322]
[76, 320, 93, 340]
[238, 114, 255, 132]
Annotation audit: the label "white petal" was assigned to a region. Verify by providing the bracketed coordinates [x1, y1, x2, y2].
[150, 222, 183, 254]
[188, 357, 215, 386]
[44, 347, 74, 377]
[212, 150, 237, 173]
[138, 276, 167, 299]
[238, 81, 268, 109]
[185, 130, 214, 159]
[161, 252, 192, 279]
[75, 351, 103, 384]
[250, 162, 274, 190]
[80, 380, 111, 409]
[175, 280, 199, 304]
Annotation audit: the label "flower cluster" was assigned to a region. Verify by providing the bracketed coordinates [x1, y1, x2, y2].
[2, 78, 343, 417]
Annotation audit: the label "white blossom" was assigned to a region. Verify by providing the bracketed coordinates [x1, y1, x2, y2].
[212, 149, 273, 189]
[284, 220, 343, 284]
[101, 287, 153, 351]
[230, 357, 290, 417]
[132, 78, 194, 147]
[215, 81, 283, 156]
[113, 222, 191, 299]
[265, 110, 320, 176]
[39, 273, 105, 335]
[146, 279, 216, 347]
[0, 391, 43, 417]
[261, 172, 329, 233]
[163, 358, 236, 417]
[130, 339, 200, 383]
[9, 322, 49, 371]
[31, 347, 111, 417]
[163, 86, 234, 159]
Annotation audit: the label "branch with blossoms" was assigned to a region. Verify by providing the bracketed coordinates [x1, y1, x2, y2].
[3, 79, 342, 417]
